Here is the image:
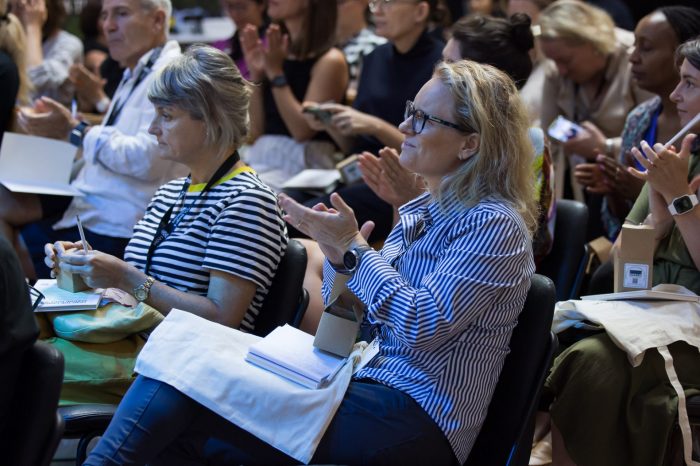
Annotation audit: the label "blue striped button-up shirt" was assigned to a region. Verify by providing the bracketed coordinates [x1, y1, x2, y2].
[322, 191, 534, 463]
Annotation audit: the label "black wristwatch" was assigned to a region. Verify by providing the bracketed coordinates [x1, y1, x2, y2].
[269, 74, 288, 88]
[340, 245, 373, 275]
[69, 121, 90, 147]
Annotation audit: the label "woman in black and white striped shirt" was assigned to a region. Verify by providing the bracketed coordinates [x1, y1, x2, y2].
[44, 45, 287, 332]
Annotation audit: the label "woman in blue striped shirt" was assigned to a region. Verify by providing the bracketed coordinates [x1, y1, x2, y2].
[85, 60, 536, 465]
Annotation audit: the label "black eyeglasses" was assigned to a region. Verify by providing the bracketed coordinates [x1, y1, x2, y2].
[28, 284, 45, 311]
[404, 100, 467, 134]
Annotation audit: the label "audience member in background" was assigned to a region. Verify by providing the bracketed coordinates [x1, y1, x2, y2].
[336, 0, 386, 101]
[80, 0, 108, 74]
[546, 38, 700, 466]
[574, 6, 700, 241]
[213, 0, 268, 81]
[239, 0, 348, 192]
[538, 0, 652, 239]
[506, 0, 555, 124]
[585, 0, 634, 31]
[70, 0, 125, 114]
[12, 0, 82, 106]
[0, 0, 30, 142]
[294, 0, 444, 242]
[85, 59, 536, 466]
[0, 0, 187, 280]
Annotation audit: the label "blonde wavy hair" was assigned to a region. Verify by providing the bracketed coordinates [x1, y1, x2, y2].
[538, 0, 617, 56]
[434, 60, 538, 235]
[0, 0, 30, 104]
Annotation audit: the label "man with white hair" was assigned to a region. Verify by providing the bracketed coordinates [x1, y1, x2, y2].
[1, 0, 187, 279]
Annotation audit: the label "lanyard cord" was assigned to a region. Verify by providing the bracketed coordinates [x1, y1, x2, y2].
[104, 46, 163, 127]
[144, 151, 241, 275]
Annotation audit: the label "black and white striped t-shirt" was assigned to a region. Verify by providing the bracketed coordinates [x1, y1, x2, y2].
[124, 167, 288, 332]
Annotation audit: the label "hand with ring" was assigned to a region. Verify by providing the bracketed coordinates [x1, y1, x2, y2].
[629, 135, 696, 202]
[278, 192, 374, 265]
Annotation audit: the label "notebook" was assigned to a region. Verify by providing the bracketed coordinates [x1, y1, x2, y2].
[246, 324, 346, 389]
[281, 169, 341, 194]
[33, 279, 103, 312]
[581, 284, 700, 303]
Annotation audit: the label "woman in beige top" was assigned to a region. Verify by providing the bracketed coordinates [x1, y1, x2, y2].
[538, 0, 652, 203]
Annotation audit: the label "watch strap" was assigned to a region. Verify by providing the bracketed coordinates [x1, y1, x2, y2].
[269, 74, 288, 88]
[69, 121, 89, 147]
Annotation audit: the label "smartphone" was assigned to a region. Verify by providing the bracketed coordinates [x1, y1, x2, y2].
[303, 106, 333, 125]
[336, 154, 362, 185]
[547, 115, 586, 143]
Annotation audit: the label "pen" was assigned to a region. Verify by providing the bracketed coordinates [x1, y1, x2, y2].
[71, 98, 78, 120]
[76, 215, 89, 253]
[664, 112, 700, 149]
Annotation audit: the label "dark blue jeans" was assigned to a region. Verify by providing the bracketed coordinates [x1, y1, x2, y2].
[85, 375, 457, 465]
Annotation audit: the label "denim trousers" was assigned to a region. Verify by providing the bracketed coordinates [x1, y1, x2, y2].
[85, 375, 457, 465]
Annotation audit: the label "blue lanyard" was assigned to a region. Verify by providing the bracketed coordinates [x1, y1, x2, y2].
[144, 151, 240, 275]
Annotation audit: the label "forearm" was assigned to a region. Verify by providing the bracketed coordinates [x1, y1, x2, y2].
[25, 24, 44, 69]
[248, 85, 265, 141]
[118, 266, 239, 327]
[272, 86, 315, 142]
[367, 117, 403, 151]
[674, 208, 700, 270]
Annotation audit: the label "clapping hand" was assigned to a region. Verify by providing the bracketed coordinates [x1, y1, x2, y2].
[278, 192, 374, 265]
[17, 97, 77, 140]
[359, 147, 426, 208]
[629, 135, 695, 202]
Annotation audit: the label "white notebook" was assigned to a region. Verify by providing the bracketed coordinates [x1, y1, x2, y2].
[281, 169, 341, 193]
[581, 284, 699, 303]
[0, 132, 81, 196]
[246, 324, 346, 389]
[33, 279, 103, 312]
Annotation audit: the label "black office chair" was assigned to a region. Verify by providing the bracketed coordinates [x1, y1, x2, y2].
[60, 238, 309, 465]
[538, 199, 589, 302]
[464, 274, 558, 466]
[2, 341, 65, 466]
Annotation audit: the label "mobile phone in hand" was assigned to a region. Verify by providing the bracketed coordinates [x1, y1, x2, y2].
[303, 106, 333, 125]
[548, 115, 585, 142]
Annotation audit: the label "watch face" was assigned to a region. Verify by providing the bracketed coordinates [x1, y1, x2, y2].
[343, 250, 358, 270]
[673, 196, 693, 213]
[134, 289, 147, 301]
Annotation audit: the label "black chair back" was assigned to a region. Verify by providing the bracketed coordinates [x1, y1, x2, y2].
[251, 238, 309, 337]
[464, 274, 557, 466]
[2, 341, 65, 466]
[538, 199, 588, 301]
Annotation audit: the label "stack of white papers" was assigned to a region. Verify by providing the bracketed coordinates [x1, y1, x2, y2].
[246, 324, 346, 389]
[33, 279, 103, 312]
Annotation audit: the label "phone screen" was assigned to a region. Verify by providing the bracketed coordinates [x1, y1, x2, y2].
[548, 116, 585, 142]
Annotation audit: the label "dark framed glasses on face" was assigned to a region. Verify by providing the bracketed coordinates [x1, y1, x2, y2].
[404, 100, 464, 134]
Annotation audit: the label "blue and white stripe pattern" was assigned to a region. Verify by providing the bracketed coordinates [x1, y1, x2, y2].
[322, 191, 534, 463]
[125, 170, 288, 332]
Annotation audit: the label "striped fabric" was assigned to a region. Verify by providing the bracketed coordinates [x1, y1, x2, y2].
[124, 169, 288, 332]
[322, 191, 534, 463]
